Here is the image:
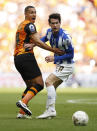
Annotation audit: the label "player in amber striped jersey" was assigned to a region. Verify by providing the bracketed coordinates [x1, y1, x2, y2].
[14, 6, 64, 119]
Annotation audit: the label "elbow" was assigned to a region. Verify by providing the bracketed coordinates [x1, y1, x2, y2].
[71, 53, 74, 59]
[69, 53, 74, 59]
[69, 49, 74, 59]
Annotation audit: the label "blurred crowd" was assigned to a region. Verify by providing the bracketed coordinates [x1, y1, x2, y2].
[0, 0, 97, 74]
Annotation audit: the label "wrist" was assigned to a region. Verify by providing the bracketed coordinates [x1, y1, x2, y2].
[52, 47, 56, 53]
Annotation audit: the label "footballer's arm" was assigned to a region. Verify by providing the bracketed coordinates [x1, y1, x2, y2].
[30, 33, 64, 55]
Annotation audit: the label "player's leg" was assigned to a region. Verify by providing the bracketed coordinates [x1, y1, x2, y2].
[16, 53, 44, 116]
[14, 55, 29, 117]
[45, 73, 62, 110]
[17, 88, 32, 119]
[21, 75, 44, 105]
[17, 87, 30, 117]
[17, 76, 36, 117]
[16, 75, 44, 116]
[17, 72, 35, 117]
[37, 73, 62, 119]
[53, 79, 63, 89]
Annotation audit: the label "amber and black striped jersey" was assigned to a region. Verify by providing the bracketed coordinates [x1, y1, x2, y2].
[14, 20, 37, 56]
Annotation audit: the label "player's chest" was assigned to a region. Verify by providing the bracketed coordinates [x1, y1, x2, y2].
[50, 36, 64, 48]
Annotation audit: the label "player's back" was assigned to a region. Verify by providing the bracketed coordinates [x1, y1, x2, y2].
[14, 20, 34, 56]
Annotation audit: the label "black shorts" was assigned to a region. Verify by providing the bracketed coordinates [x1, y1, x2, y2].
[14, 53, 42, 81]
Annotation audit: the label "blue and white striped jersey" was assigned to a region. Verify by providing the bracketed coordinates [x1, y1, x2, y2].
[41, 28, 74, 64]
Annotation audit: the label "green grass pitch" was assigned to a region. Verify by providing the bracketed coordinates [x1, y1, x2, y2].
[0, 87, 97, 131]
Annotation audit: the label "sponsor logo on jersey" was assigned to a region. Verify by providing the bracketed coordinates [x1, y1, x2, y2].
[29, 24, 35, 32]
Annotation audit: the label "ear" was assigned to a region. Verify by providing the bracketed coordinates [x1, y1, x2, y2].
[49, 22, 51, 26]
[25, 12, 27, 17]
[25, 11, 28, 17]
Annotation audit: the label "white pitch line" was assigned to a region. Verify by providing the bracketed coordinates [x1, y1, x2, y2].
[67, 99, 97, 104]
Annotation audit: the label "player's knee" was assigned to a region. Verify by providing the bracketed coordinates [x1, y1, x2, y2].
[45, 80, 51, 87]
[34, 84, 44, 92]
[25, 80, 33, 88]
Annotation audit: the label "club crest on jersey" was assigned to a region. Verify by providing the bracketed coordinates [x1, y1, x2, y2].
[29, 24, 35, 32]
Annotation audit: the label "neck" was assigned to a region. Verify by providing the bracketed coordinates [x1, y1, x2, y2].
[25, 17, 29, 20]
[52, 30, 60, 36]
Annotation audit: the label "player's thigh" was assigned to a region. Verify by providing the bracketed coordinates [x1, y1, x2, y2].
[53, 79, 63, 89]
[45, 73, 62, 87]
[25, 75, 44, 87]
[31, 75, 44, 86]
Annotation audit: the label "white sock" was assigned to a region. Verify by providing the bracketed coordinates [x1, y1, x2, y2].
[46, 85, 56, 111]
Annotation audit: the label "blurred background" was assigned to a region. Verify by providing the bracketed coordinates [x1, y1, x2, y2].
[0, 0, 97, 88]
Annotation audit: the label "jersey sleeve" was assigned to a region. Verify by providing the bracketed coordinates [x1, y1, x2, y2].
[41, 36, 48, 42]
[63, 33, 73, 48]
[54, 48, 74, 64]
[54, 32, 74, 64]
[40, 29, 49, 42]
[24, 23, 37, 34]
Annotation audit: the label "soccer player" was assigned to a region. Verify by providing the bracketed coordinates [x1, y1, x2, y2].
[14, 6, 64, 119]
[36, 13, 74, 119]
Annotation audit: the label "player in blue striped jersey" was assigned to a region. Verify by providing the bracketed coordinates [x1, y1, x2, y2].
[41, 27, 74, 64]
[37, 13, 74, 119]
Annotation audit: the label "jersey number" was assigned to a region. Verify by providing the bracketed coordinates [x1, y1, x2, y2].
[56, 66, 64, 72]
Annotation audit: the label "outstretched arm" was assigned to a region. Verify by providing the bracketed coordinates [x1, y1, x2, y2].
[24, 23, 64, 55]
[30, 33, 64, 55]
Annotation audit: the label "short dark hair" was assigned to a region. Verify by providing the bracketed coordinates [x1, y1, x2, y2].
[24, 6, 35, 13]
[48, 13, 61, 23]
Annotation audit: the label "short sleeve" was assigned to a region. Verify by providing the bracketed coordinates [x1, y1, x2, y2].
[24, 23, 37, 34]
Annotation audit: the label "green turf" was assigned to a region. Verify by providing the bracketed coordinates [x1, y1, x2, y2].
[0, 87, 97, 131]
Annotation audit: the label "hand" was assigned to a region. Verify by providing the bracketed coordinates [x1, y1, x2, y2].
[24, 43, 36, 51]
[45, 56, 54, 63]
[53, 47, 65, 55]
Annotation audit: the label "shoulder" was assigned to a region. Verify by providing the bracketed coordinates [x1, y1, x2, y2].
[28, 23, 36, 32]
[46, 28, 52, 33]
[17, 20, 27, 30]
[60, 28, 69, 35]
[46, 28, 52, 39]
[24, 21, 37, 33]
[61, 28, 71, 39]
